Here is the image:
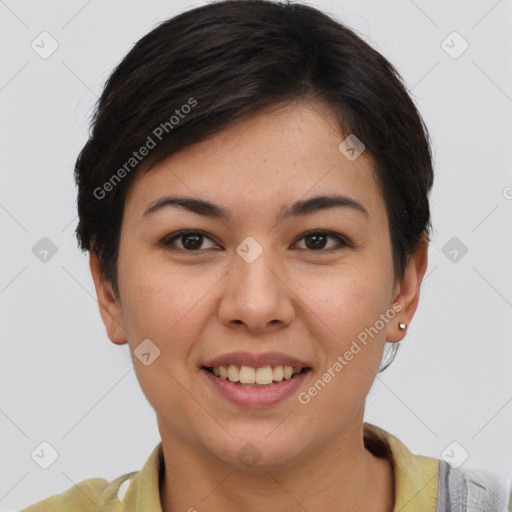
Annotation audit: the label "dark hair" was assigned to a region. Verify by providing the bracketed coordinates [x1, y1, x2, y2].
[74, 0, 433, 370]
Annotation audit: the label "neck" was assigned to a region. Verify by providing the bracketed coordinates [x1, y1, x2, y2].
[158, 418, 394, 512]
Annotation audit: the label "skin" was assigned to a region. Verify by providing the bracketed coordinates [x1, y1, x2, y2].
[90, 99, 428, 512]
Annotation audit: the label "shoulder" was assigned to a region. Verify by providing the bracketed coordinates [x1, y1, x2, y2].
[364, 422, 440, 510]
[19, 476, 110, 512]
[363, 423, 511, 512]
[19, 472, 138, 512]
[19, 443, 163, 512]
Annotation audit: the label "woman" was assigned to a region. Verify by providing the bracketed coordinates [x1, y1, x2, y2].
[22, 1, 511, 510]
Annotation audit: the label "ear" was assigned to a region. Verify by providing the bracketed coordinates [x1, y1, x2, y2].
[89, 252, 127, 345]
[387, 232, 429, 343]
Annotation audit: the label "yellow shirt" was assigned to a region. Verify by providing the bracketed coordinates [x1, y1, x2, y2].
[17, 422, 501, 511]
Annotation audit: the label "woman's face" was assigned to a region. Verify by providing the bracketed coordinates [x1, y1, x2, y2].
[92, 99, 425, 470]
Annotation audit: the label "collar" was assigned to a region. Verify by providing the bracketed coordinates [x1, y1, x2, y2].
[120, 423, 439, 511]
[363, 422, 439, 511]
[117, 442, 164, 511]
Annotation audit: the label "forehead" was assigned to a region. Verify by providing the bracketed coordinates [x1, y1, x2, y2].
[124, 100, 382, 220]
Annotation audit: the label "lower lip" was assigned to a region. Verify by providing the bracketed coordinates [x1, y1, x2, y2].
[201, 368, 311, 408]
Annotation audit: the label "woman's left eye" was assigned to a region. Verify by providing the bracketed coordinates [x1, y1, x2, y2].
[161, 230, 351, 253]
[292, 231, 351, 251]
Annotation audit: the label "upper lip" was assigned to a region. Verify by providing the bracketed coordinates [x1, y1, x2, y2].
[202, 351, 311, 369]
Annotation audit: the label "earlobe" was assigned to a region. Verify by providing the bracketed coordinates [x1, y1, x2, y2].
[387, 233, 429, 343]
[89, 252, 127, 345]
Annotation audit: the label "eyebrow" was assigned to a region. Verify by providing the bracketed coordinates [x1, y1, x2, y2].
[142, 194, 369, 222]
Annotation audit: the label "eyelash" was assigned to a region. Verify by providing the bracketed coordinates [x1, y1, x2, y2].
[161, 229, 352, 253]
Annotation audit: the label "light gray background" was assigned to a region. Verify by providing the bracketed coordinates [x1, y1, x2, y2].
[1, 0, 511, 510]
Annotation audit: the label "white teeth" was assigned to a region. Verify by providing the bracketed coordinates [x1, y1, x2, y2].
[239, 366, 256, 384]
[227, 364, 240, 382]
[210, 364, 304, 385]
[272, 365, 284, 381]
[255, 366, 274, 385]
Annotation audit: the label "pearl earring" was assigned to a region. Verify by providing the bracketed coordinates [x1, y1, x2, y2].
[398, 322, 407, 330]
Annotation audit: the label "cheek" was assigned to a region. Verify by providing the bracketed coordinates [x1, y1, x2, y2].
[117, 261, 208, 408]
[300, 259, 393, 343]
[296, 268, 392, 416]
[118, 254, 221, 347]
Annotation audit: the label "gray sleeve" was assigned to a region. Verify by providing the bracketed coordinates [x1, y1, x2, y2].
[435, 460, 511, 512]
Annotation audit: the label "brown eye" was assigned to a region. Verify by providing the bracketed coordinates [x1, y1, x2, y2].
[162, 230, 218, 252]
[293, 231, 351, 252]
[161, 229, 351, 254]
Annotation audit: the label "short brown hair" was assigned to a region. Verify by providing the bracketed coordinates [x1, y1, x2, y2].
[74, 0, 434, 369]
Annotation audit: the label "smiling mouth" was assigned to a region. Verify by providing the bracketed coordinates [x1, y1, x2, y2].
[201, 365, 310, 387]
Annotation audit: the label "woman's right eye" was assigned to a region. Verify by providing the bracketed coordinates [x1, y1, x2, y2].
[161, 230, 219, 252]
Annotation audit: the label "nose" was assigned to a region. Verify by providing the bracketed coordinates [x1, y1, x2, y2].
[217, 249, 295, 333]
